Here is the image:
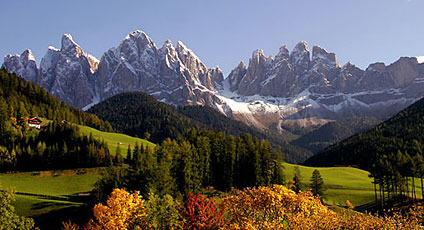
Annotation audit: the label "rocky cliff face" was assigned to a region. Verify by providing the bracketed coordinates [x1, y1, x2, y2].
[96, 30, 224, 107]
[38, 34, 99, 108]
[3, 34, 99, 108]
[224, 41, 424, 129]
[3, 31, 424, 132]
[2, 49, 38, 82]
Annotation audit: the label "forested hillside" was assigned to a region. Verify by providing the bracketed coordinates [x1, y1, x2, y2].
[0, 69, 112, 131]
[305, 97, 424, 170]
[0, 70, 114, 171]
[292, 117, 380, 153]
[88, 92, 312, 163]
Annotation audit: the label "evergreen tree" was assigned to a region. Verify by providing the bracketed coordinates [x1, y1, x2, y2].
[271, 150, 285, 185]
[292, 166, 303, 193]
[114, 144, 124, 165]
[310, 169, 326, 197]
[126, 144, 132, 164]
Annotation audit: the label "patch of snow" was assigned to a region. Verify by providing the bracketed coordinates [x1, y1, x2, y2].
[417, 56, 424, 64]
[82, 94, 100, 111]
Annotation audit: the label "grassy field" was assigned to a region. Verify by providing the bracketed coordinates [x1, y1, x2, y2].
[78, 125, 155, 155]
[0, 168, 102, 218]
[284, 163, 376, 207]
[284, 163, 423, 207]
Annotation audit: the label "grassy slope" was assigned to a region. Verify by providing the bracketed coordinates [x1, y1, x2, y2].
[0, 172, 99, 197]
[285, 163, 423, 207]
[77, 123, 155, 155]
[39, 118, 155, 156]
[0, 169, 101, 217]
[284, 163, 376, 207]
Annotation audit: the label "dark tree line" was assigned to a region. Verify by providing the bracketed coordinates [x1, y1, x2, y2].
[0, 122, 113, 172]
[94, 129, 286, 202]
[369, 140, 424, 207]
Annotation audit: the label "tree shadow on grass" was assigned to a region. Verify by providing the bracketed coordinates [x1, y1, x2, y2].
[30, 199, 78, 211]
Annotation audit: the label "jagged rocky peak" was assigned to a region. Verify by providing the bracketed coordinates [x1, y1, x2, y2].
[116, 30, 158, 67]
[40, 46, 60, 75]
[275, 45, 290, 62]
[234, 49, 273, 96]
[61, 34, 84, 57]
[96, 29, 223, 107]
[342, 61, 355, 69]
[122, 30, 156, 52]
[249, 49, 273, 70]
[176, 41, 207, 74]
[341, 61, 364, 77]
[387, 57, 421, 88]
[21, 49, 36, 62]
[2, 49, 38, 82]
[228, 61, 247, 92]
[311, 45, 339, 68]
[366, 62, 386, 72]
[290, 41, 310, 74]
[36, 33, 99, 109]
[159, 40, 179, 68]
[160, 40, 175, 52]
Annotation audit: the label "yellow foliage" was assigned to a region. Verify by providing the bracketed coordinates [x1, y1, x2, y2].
[84, 188, 150, 230]
[220, 185, 424, 230]
[221, 185, 336, 229]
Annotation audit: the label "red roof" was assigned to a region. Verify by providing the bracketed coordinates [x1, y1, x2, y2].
[27, 117, 42, 124]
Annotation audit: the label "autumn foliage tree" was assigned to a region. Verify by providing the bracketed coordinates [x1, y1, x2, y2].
[84, 189, 150, 230]
[178, 193, 226, 230]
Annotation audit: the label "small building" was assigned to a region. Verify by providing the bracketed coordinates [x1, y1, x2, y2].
[27, 117, 42, 129]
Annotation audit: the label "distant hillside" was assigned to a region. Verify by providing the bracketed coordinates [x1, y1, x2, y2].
[0, 70, 117, 172]
[291, 117, 380, 153]
[304, 97, 424, 170]
[88, 92, 312, 163]
[88, 92, 204, 143]
[0, 69, 111, 131]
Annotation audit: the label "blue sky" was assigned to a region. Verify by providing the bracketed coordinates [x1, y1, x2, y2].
[1, 0, 423, 75]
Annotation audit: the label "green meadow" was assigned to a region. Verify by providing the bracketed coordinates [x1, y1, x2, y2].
[283, 163, 423, 207]
[39, 118, 155, 155]
[284, 163, 375, 207]
[0, 168, 102, 217]
[78, 124, 155, 155]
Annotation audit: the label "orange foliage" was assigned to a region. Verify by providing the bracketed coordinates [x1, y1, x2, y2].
[220, 185, 424, 230]
[84, 188, 150, 230]
[179, 192, 226, 229]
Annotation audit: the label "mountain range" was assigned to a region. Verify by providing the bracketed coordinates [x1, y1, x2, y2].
[3, 30, 424, 134]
